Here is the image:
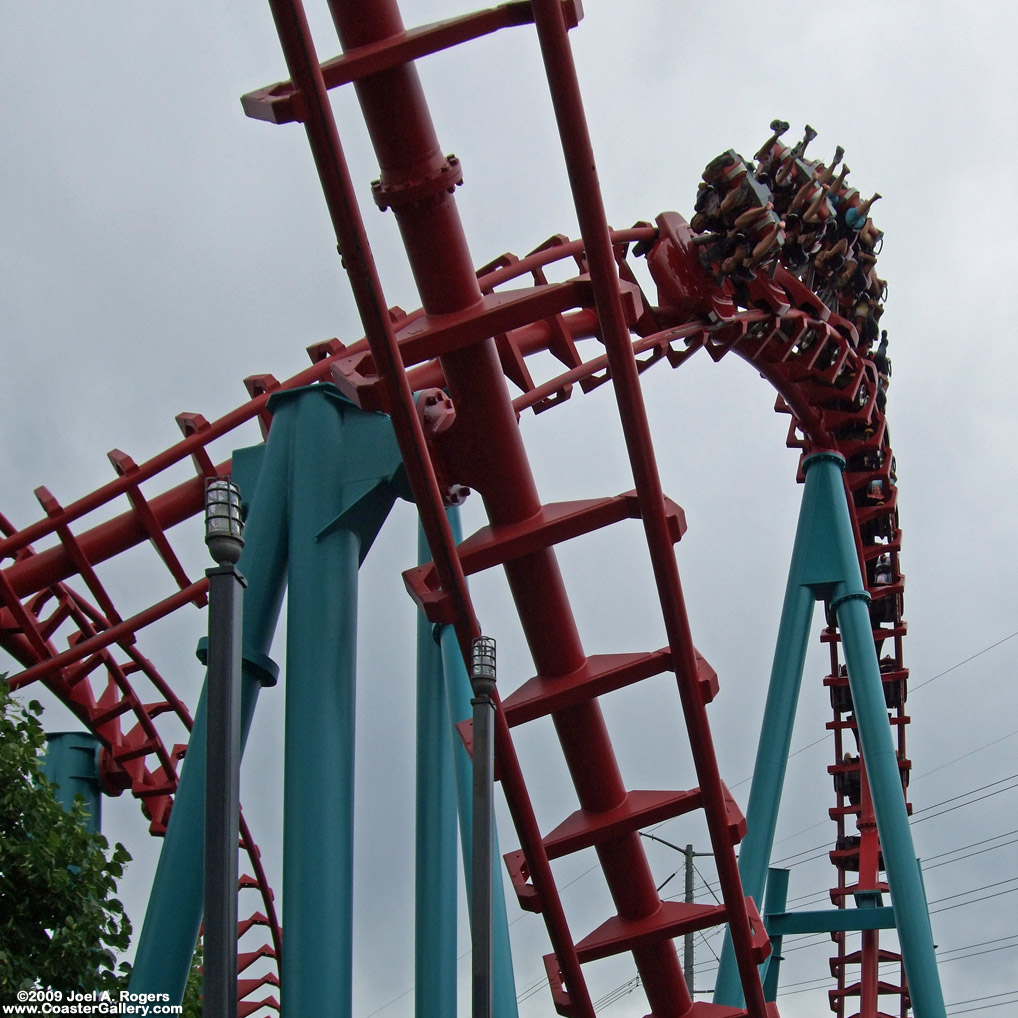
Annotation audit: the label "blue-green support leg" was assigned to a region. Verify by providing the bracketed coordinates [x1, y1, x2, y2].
[834, 594, 944, 1018]
[714, 452, 945, 1017]
[278, 386, 404, 1017]
[133, 385, 404, 1006]
[434, 511, 519, 1018]
[129, 416, 290, 999]
[282, 521, 358, 1012]
[714, 561, 816, 1000]
[415, 526, 459, 1018]
[760, 868, 789, 1001]
[42, 732, 103, 833]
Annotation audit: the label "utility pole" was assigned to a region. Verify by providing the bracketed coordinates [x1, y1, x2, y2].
[642, 832, 710, 996]
[684, 844, 696, 991]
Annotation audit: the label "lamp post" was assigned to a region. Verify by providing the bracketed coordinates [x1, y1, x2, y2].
[203, 477, 245, 1018]
[470, 636, 497, 1018]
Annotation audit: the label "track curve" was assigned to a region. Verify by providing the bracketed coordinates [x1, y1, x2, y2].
[1, 9, 909, 1015]
[1, 208, 905, 1016]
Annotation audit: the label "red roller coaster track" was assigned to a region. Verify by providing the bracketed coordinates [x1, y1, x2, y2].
[0, 2, 912, 1016]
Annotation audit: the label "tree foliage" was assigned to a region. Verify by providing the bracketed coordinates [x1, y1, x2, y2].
[182, 941, 203, 1017]
[0, 678, 132, 992]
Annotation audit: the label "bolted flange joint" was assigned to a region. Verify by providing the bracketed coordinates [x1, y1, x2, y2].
[371, 154, 463, 212]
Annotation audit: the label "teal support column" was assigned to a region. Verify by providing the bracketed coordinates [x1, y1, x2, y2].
[129, 414, 291, 999]
[439, 625, 474, 865]
[714, 452, 945, 1017]
[278, 386, 403, 1018]
[415, 526, 459, 1018]
[133, 385, 403, 1007]
[282, 522, 358, 1013]
[834, 594, 945, 1018]
[714, 553, 817, 1001]
[42, 732, 102, 833]
[810, 451, 945, 1018]
[760, 867, 789, 1001]
[434, 509, 518, 1018]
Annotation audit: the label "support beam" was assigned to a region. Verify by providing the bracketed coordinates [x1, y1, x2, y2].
[414, 526, 459, 1018]
[714, 576, 815, 999]
[131, 385, 401, 1006]
[760, 868, 789, 1002]
[129, 416, 291, 1001]
[714, 452, 945, 1017]
[278, 386, 403, 1017]
[834, 593, 944, 1018]
[765, 907, 896, 936]
[41, 732, 103, 833]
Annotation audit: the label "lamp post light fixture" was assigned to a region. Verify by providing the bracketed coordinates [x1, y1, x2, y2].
[470, 636, 497, 697]
[470, 635, 497, 1018]
[203, 476, 245, 1018]
[205, 477, 245, 564]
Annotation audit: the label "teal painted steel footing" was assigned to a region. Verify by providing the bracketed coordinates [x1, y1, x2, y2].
[42, 731, 103, 833]
[714, 452, 945, 1017]
[415, 525, 459, 1018]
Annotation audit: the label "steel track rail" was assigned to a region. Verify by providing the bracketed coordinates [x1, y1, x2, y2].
[1, 221, 906, 1017]
[1, 6, 909, 1014]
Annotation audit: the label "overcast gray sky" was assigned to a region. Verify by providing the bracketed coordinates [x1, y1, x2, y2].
[3, 2, 1018, 1016]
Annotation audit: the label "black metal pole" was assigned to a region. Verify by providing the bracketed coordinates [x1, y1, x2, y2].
[204, 479, 245, 1018]
[470, 636, 497, 1018]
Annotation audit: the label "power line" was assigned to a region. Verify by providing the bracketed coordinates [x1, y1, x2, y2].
[759, 771, 1018, 877]
[593, 975, 640, 1012]
[361, 986, 414, 1018]
[938, 940, 1018, 965]
[923, 827, 1018, 863]
[946, 988, 1018, 1015]
[911, 727, 1018, 783]
[928, 876, 1018, 907]
[911, 629, 1018, 692]
[937, 933, 1018, 957]
[770, 840, 830, 866]
[913, 777, 1018, 825]
[692, 858, 722, 906]
[932, 884, 1018, 915]
[948, 1002, 1018, 1016]
[924, 834, 1018, 871]
[913, 772, 1018, 815]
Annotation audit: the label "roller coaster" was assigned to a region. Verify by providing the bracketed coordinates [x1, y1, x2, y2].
[0, 2, 945, 1016]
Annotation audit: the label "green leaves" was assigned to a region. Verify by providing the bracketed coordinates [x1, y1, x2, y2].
[182, 941, 204, 1017]
[0, 677, 132, 992]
